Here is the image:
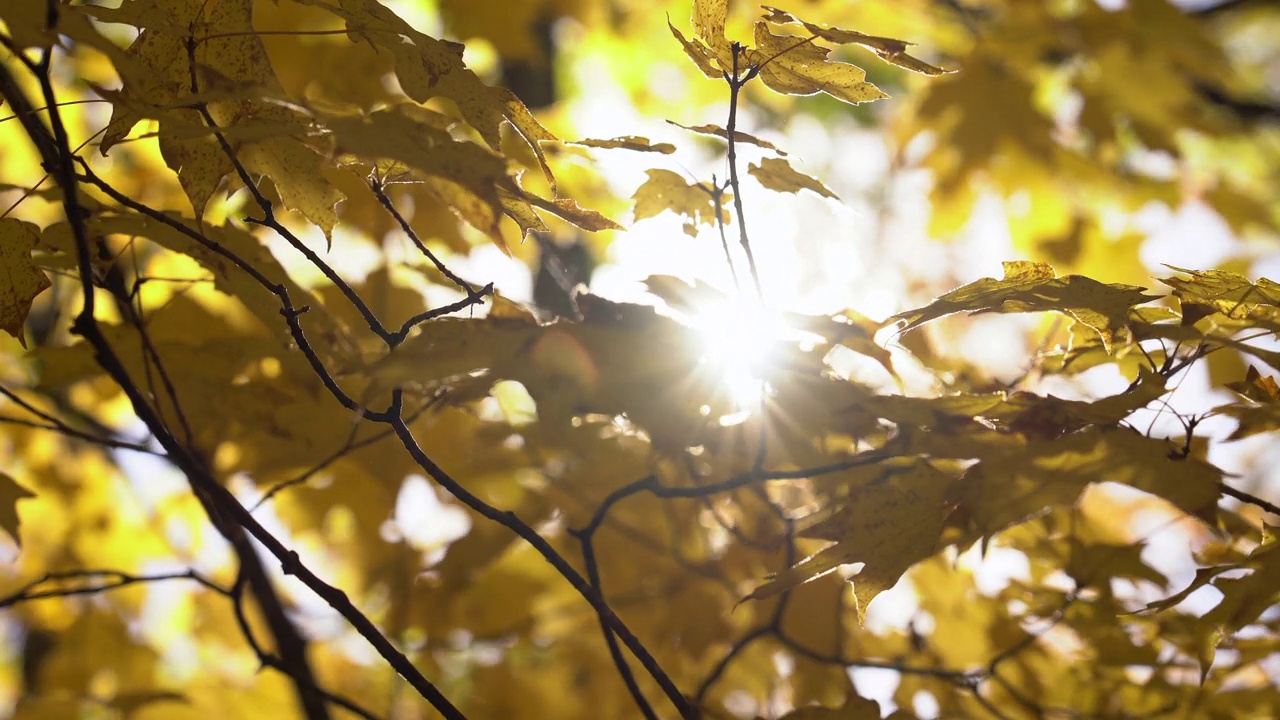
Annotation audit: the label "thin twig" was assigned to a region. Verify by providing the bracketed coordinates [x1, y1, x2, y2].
[724, 44, 764, 297]
[0, 414, 158, 454]
[1220, 483, 1280, 516]
[0, 386, 158, 454]
[252, 393, 442, 511]
[697, 177, 741, 292]
[392, 283, 494, 345]
[577, 533, 660, 720]
[574, 452, 891, 540]
[370, 178, 476, 295]
[0, 569, 223, 609]
[180, 36, 392, 345]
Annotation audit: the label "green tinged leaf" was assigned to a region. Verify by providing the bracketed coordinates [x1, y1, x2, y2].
[753, 24, 888, 105]
[761, 6, 954, 76]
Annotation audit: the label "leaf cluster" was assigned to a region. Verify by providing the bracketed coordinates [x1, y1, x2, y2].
[0, 1, 1278, 719]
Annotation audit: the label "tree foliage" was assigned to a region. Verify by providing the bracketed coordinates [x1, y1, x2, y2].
[1, 0, 1280, 718]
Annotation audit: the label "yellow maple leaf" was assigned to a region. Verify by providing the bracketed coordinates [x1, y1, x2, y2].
[0, 219, 51, 348]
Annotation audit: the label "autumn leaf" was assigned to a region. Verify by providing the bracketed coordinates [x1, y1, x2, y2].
[753, 24, 888, 105]
[761, 6, 954, 76]
[240, 139, 344, 241]
[748, 461, 951, 622]
[1213, 368, 1280, 440]
[523, 194, 624, 233]
[668, 18, 721, 79]
[297, 0, 559, 188]
[887, 260, 1156, 350]
[1226, 366, 1280, 403]
[0, 0, 56, 49]
[4, 1, 1280, 718]
[89, 0, 280, 153]
[748, 157, 839, 199]
[667, 121, 786, 154]
[1160, 265, 1280, 325]
[691, 0, 735, 71]
[323, 105, 514, 241]
[0, 473, 34, 548]
[571, 136, 676, 154]
[0, 219, 51, 348]
[952, 428, 1221, 544]
[1201, 526, 1280, 631]
[631, 169, 727, 228]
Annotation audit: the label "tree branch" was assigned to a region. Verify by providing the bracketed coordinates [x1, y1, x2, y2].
[724, 44, 764, 297]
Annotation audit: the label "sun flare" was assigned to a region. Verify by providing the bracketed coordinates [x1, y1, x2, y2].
[686, 298, 791, 413]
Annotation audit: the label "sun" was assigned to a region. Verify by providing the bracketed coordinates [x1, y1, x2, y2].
[685, 297, 791, 412]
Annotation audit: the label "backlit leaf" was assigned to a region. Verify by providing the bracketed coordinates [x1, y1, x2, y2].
[748, 157, 838, 199]
[667, 120, 786, 153]
[668, 19, 721, 79]
[953, 428, 1221, 543]
[631, 169, 726, 228]
[571, 136, 676, 154]
[887, 261, 1156, 350]
[748, 461, 951, 621]
[0, 219, 51, 348]
[297, 0, 558, 187]
[761, 6, 954, 76]
[1160, 266, 1280, 323]
[753, 24, 888, 105]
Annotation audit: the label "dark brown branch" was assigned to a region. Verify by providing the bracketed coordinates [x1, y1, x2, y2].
[75, 169, 390, 421]
[229, 572, 385, 720]
[1219, 482, 1280, 517]
[695, 625, 770, 704]
[389, 410, 695, 718]
[169, 39, 686, 712]
[577, 531, 660, 720]
[370, 178, 476, 295]
[179, 37, 391, 345]
[724, 44, 764, 297]
[2, 48, 365, 720]
[391, 283, 494, 345]
[0, 568, 379, 718]
[252, 393, 441, 511]
[61, 171, 463, 715]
